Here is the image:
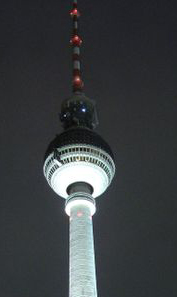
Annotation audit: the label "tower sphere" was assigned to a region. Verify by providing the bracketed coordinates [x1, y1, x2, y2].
[43, 127, 115, 199]
[43, 93, 115, 199]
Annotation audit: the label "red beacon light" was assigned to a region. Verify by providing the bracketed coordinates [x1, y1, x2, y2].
[70, 35, 82, 46]
[70, 8, 80, 17]
[74, 76, 81, 84]
[73, 76, 83, 88]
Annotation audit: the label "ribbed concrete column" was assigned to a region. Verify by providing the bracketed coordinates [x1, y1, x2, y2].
[65, 193, 97, 297]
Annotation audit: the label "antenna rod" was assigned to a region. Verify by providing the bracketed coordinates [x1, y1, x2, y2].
[70, 0, 84, 93]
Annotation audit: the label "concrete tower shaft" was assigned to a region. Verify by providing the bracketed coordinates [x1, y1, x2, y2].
[65, 192, 97, 297]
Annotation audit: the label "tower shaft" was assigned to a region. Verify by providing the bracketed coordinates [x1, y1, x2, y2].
[66, 194, 97, 297]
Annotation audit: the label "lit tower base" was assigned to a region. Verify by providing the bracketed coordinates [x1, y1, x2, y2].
[43, 1, 115, 296]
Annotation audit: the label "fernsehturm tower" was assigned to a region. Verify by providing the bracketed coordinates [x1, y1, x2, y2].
[43, 1, 115, 296]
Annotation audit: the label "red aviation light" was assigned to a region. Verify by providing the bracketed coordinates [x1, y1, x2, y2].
[70, 35, 82, 46]
[73, 76, 83, 88]
[70, 8, 80, 17]
[74, 76, 81, 84]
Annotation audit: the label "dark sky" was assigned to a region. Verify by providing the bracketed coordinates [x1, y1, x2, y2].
[0, 0, 177, 296]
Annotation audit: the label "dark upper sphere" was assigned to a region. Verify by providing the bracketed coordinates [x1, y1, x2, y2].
[60, 93, 99, 130]
[44, 127, 114, 161]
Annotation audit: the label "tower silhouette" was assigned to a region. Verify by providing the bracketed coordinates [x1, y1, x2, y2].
[43, 1, 115, 296]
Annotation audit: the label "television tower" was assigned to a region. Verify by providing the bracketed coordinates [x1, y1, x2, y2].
[43, 1, 115, 296]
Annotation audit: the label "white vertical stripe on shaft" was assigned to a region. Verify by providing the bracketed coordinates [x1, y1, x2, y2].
[73, 47, 80, 55]
[74, 21, 78, 29]
[73, 60, 80, 70]
[69, 202, 97, 297]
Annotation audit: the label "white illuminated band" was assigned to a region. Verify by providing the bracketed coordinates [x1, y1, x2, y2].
[74, 21, 78, 29]
[73, 60, 80, 69]
[65, 193, 96, 216]
[73, 47, 80, 55]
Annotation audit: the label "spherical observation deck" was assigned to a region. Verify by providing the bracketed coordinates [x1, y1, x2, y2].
[43, 127, 115, 199]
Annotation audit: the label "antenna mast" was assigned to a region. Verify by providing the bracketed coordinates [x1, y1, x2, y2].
[70, 0, 84, 93]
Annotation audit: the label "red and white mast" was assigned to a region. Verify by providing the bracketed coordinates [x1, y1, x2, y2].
[70, 0, 84, 93]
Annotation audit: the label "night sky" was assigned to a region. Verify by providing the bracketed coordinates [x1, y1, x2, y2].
[0, 0, 177, 296]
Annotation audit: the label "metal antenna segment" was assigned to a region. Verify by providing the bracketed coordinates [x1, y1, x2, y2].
[70, 0, 84, 93]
